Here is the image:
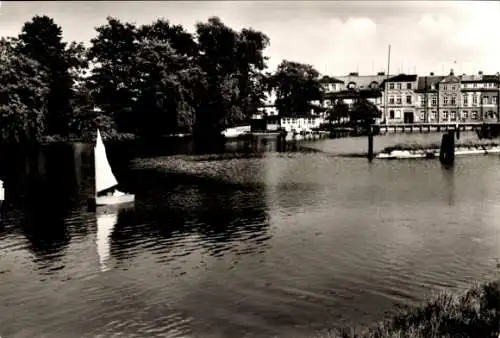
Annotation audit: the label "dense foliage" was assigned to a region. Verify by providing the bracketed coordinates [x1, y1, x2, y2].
[0, 14, 331, 145]
[268, 60, 323, 117]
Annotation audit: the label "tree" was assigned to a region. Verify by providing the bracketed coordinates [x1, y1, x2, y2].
[193, 17, 270, 141]
[235, 28, 270, 121]
[137, 19, 198, 58]
[0, 38, 48, 145]
[268, 60, 323, 117]
[16, 15, 76, 137]
[88, 17, 140, 133]
[349, 99, 382, 124]
[329, 101, 349, 124]
[194, 17, 241, 140]
[132, 39, 202, 138]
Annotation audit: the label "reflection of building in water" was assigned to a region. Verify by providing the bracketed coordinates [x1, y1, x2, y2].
[96, 211, 118, 272]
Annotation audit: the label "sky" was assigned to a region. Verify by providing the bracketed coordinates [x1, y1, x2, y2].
[0, 1, 499, 77]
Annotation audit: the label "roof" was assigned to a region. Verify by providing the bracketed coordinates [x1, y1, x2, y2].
[333, 74, 387, 89]
[459, 74, 500, 83]
[482, 74, 500, 82]
[384, 74, 418, 82]
[440, 74, 461, 83]
[319, 75, 344, 84]
[414, 76, 445, 93]
[459, 74, 482, 82]
[324, 88, 382, 100]
[380, 74, 418, 89]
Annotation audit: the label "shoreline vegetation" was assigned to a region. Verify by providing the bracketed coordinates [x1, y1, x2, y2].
[328, 280, 500, 338]
[377, 140, 500, 159]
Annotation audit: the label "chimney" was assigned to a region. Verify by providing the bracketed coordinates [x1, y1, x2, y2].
[430, 72, 434, 76]
[377, 72, 385, 76]
[478, 70, 483, 75]
[450, 69, 454, 76]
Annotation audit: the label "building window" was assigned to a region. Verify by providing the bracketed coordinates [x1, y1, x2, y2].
[471, 111, 478, 119]
[487, 111, 495, 119]
[407, 83, 412, 90]
[420, 96, 425, 106]
[442, 111, 448, 119]
[431, 96, 437, 106]
[462, 111, 468, 119]
[493, 96, 498, 104]
[396, 96, 402, 104]
[395, 110, 401, 119]
[443, 97, 449, 105]
[389, 110, 395, 119]
[443, 85, 448, 91]
[420, 111, 425, 120]
[451, 97, 456, 106]
[397, 83, 402, 90]
[406, 95, 412, 104]
[482, 97, 488, 105]
[473, 83, 477, 88]
[451, 85, 457, 91]
[389, 96, 394, 104]
[431, 111, 437, 120]
[473, 95, 478, 105]
[389, 83, 394, 89]
[463, 96, 468, 106]
[451, 111, 457, 120]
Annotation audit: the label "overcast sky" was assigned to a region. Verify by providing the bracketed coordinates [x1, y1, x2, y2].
[1, 1, 499, 77]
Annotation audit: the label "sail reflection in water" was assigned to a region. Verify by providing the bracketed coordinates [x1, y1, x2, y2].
[96, 211, 118, 272]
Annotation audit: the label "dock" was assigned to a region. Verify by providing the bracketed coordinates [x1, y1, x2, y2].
[377, 122, 500, 134]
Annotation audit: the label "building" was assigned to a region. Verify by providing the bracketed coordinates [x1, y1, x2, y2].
[381, 74, 419, 123]
[330, 72, 386, 111]
[414, 71, 500, 123]
[437, 70, 461, 123]
[460, 72, 499, 122]
[414, 73, 443, 122]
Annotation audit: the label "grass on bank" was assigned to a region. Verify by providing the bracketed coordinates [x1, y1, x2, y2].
[381, 140, 500, 154]
[323, 281, 500, 338]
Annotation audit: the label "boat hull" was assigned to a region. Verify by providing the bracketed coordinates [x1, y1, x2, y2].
[96, 194, 135, 206]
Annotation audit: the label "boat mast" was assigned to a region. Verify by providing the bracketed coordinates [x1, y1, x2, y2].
[384, 44, 391, 124]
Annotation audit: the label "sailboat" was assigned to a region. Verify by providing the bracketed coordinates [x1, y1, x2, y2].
[96, 210, 117, 272]
[0, 179, 4, 208]
[93, 129, 134, 207]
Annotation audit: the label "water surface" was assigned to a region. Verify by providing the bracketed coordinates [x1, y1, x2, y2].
[0, 133, 499, 338]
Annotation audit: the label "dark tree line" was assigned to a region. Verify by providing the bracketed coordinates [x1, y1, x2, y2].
[0, 14, 378, 145]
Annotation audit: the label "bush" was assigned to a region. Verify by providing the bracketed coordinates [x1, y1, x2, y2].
[325, 281, 500, 338]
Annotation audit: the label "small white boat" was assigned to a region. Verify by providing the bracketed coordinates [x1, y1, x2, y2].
[93, 129, 134, 207]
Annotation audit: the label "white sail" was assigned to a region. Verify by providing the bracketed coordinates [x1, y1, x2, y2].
[94, 129, 118, 195]
[96, 211, 117, 272]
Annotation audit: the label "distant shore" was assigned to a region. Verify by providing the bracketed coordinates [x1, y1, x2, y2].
[327, 280, 500, 338]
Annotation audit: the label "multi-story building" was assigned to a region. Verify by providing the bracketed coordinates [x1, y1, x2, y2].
[438, 70, 461, 123]
[414, 71, 500, 123]
[414, 73, 443, 122]
[332, 72, 386, 111]
[318, 72, 386, 124]
[381, 74, 419, 123]
[460, 72, 500, 122]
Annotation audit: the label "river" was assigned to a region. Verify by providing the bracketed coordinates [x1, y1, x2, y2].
[0, 132, 499, 338]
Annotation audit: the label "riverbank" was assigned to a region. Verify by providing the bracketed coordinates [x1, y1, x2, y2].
[327, 280, 500, 338]
[377, 140, 500, 159]
[39, 132, 191, 145]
